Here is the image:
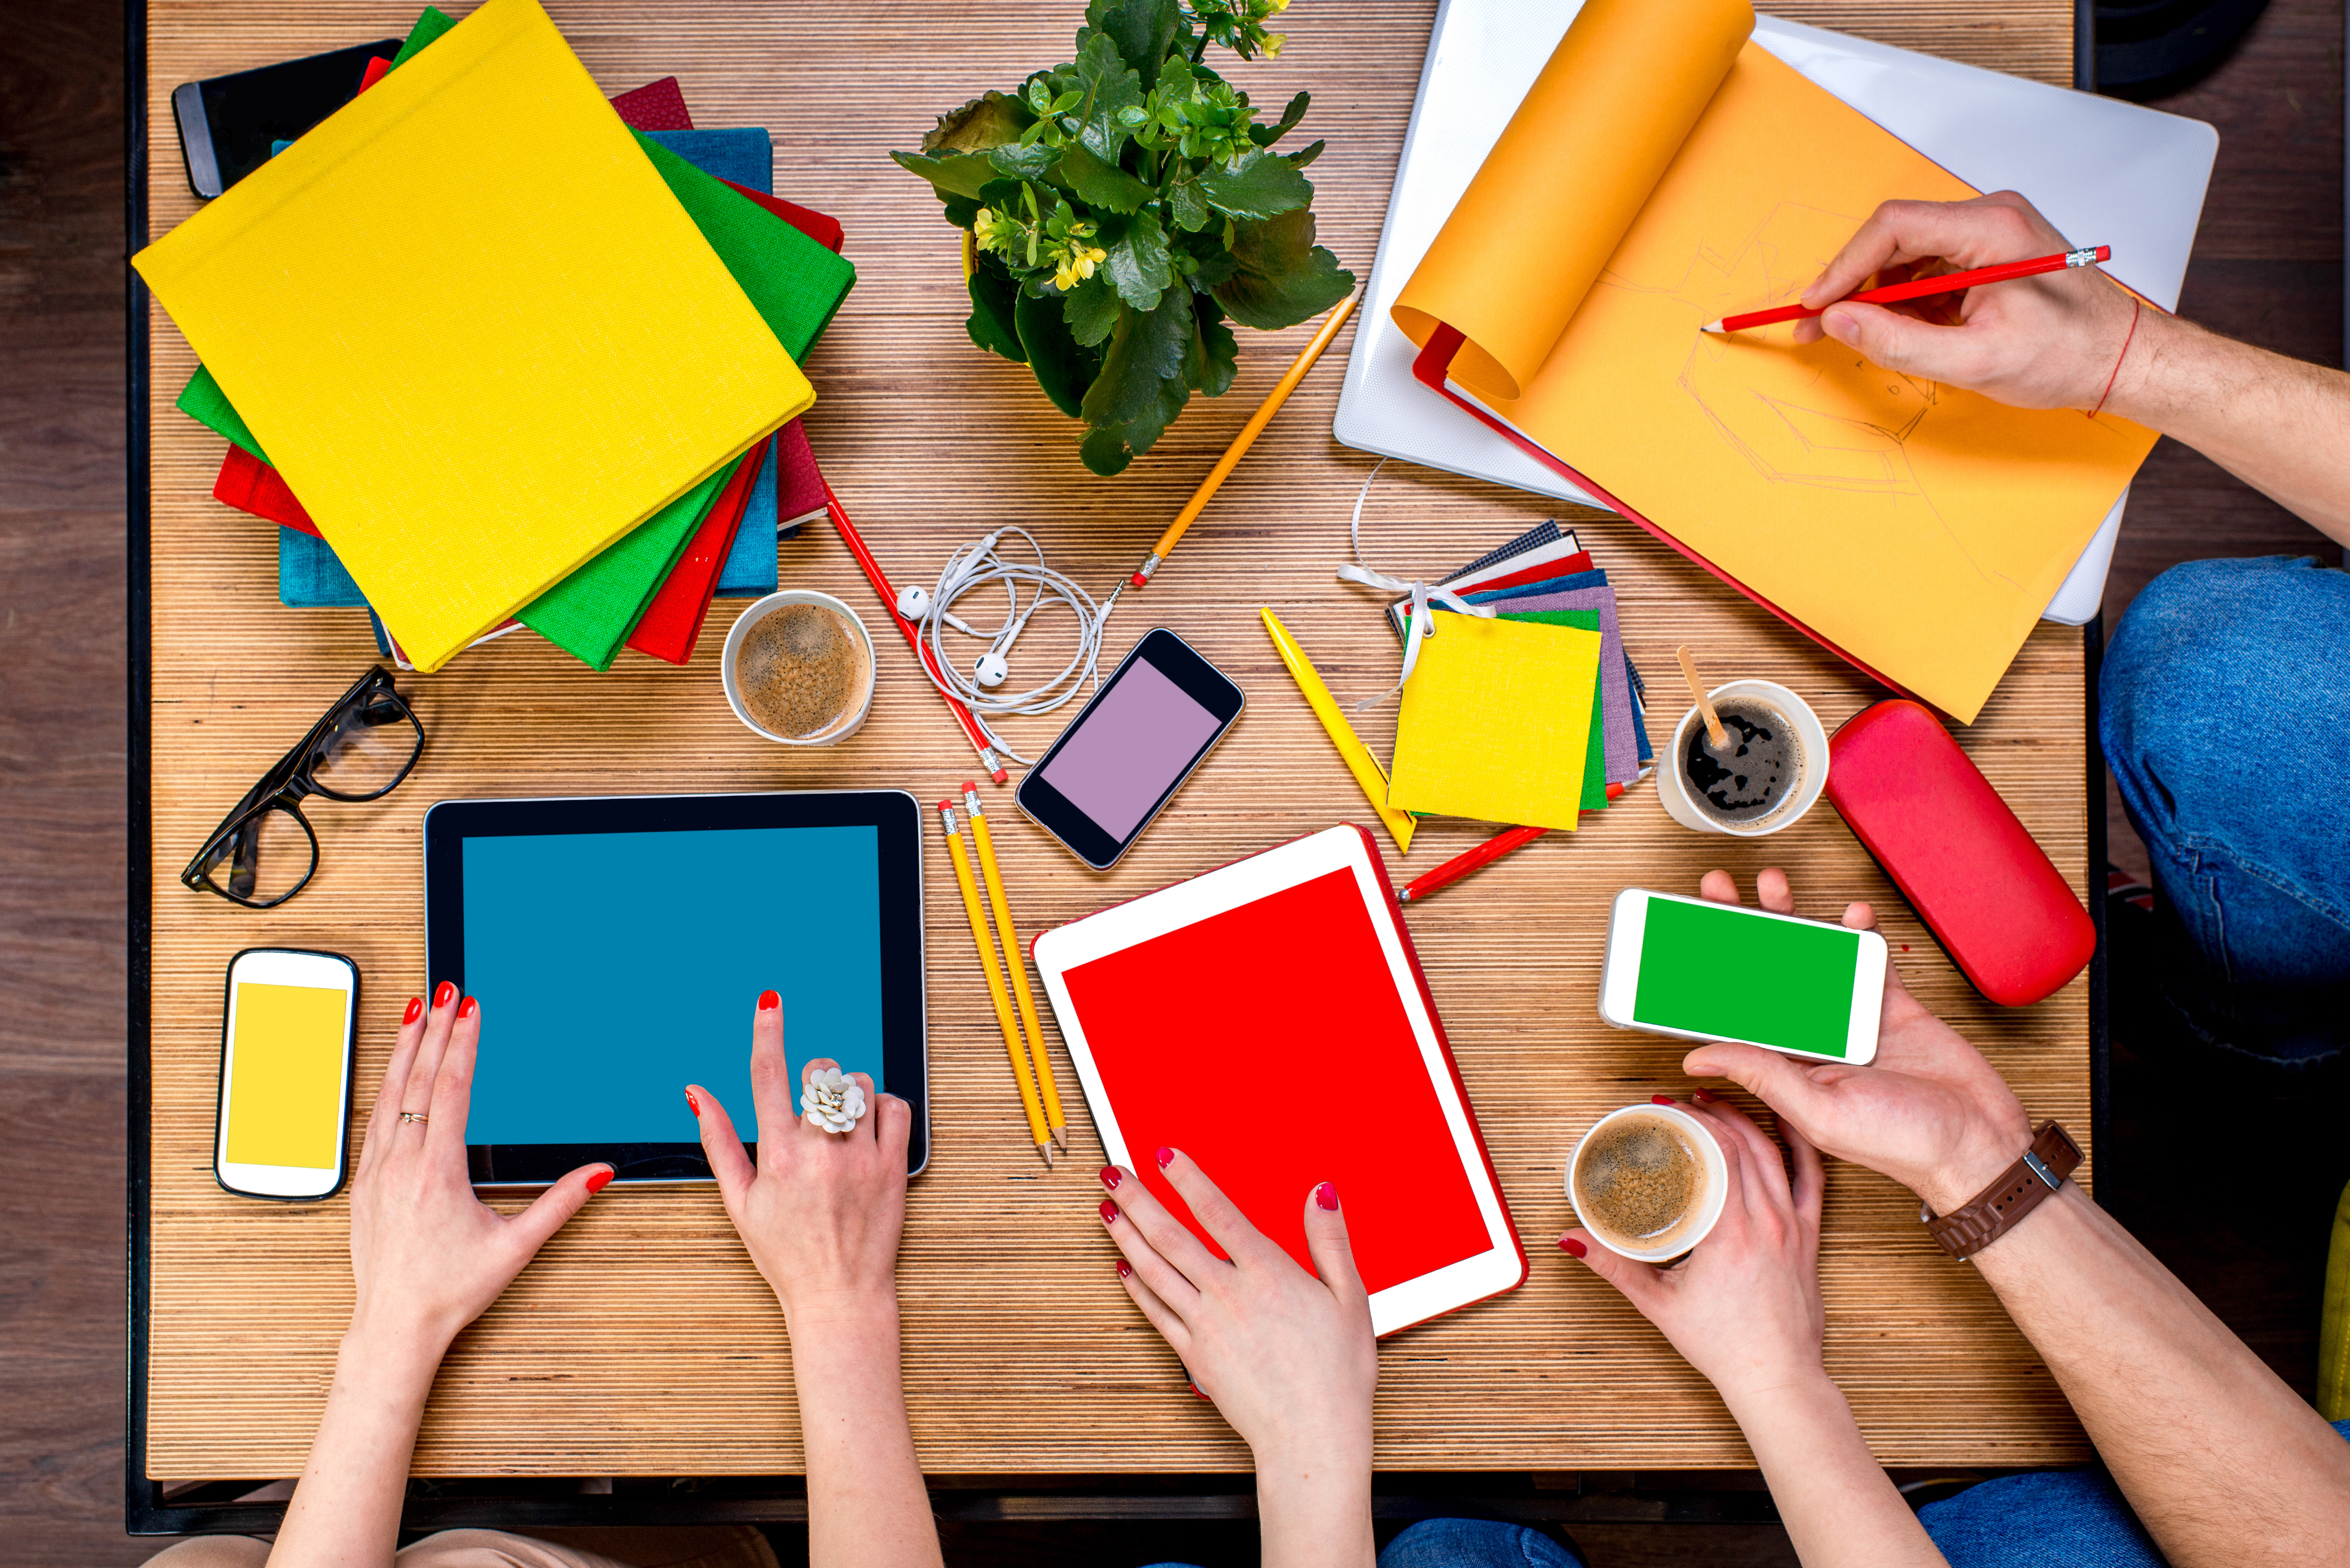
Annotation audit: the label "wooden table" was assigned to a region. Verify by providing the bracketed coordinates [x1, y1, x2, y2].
[133, 0, 2099, 1528]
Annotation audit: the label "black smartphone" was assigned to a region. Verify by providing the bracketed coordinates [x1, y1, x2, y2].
[172, 39, 403, 198]
[1016, 628, 1244, 869]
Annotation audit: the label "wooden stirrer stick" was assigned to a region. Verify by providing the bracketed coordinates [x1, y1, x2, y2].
[1676, 645, 1728, 749]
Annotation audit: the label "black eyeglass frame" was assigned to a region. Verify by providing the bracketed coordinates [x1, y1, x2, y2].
[180, 666, 424, 909]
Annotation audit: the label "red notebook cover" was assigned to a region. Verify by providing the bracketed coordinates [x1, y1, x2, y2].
[216, 443, 320, 535]
[719, 178, 845, 254]
[626, 438, 768, 665]
[608, 76, 693, 131]
[1036, 826, 1526, 1333]
[771, 419, 826, 539]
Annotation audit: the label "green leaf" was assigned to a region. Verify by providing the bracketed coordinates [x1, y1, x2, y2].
[1186, 292, 1238, 397]
[921, 91, 1034, 154]
[988, 142, 1060, 183]
[1248, 91, 1310, 146]
[1057, 140, 1152, 214]
[1196, 147, 1312, 221]
[1085, 0, 1184, 89]
[1079, 426, 1138, 476]
[1102, 208, 1175, 311]
[1016, 289, 1102, 417]
[1079, 287, 1194, 470]
[890, 149, 998, 202]
[965, 257, 1026, 364]
[1167, 177, 1214, 232]
[1063, 276, 1124, 347]
[1212, 209, 1357, 330]
[1065, 30, 1145, 163]
[1285, 138, 1325, 170]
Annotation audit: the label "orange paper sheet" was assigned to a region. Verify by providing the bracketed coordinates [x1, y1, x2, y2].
[1393, 0, 2156, 722]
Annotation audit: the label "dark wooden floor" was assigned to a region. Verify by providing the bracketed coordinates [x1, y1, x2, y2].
[0, 2, 2338, 1564]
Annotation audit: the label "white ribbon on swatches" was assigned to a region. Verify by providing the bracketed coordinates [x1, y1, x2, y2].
[1338, 460, 1495, 710]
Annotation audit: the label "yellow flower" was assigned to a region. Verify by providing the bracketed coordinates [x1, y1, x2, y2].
[1053, 243, 1107, 291]
[972, 206, 1008, 254]
[1262, 31, 1285, 56]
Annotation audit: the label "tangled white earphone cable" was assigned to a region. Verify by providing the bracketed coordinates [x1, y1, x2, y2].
[899, 527, 1110, 767]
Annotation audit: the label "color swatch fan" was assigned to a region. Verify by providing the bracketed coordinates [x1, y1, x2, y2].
[1033, 826, 1527, 1335]
[131, 0, 814, 671]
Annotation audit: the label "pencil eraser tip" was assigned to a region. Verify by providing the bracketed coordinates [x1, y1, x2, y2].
[1129, 573, 1148, 588]
[962, 780, 978, 794]
[936, 800, 956, 812]
[991, 768, 1010, 785]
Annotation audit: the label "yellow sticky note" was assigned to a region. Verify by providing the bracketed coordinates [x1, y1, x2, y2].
[1388, 615, 1603, 832]
[131, 0, 812, 671]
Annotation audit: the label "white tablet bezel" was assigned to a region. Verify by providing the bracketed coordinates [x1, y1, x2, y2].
[1033, 825, 1525, 1335]
[1598, 888, 1884, 1065]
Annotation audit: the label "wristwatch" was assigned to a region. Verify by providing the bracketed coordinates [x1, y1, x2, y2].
[1921, 1121, 2081, 1261]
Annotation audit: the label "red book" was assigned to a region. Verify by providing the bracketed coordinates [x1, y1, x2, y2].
[719, 178, 844, 254]
[215, 443, 320, 535]
[626, 439, 768, 666]
[609, 76, 693, 131]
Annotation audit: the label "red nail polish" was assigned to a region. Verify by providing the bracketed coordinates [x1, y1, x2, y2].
[1116, 1259, 1132, 1279]
[1155, 1146, 1174, 1168]
[1650, 1094, 1675, 1106]
[1099, 1199, 1119, 1225]
[1560, 1236, 1587, 1258]
[758, 989, 781, 1011]
[1099, 1165, 1121, 1190]
[458, 996, 478, 1019]
[402, 996, 424, 1025]
[433, 981, 456, 1009]
[1692, 1087, 1717, 1103]
[1315, 1181, 1339, 1212]
[686, 1090, 700, 1117]
[585, 1170, 613, 1195]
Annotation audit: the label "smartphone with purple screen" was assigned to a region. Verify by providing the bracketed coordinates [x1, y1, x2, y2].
[1016, 628, 1244, 869]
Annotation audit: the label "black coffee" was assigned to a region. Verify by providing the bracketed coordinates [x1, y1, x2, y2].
[1682, 697, 1800, 823]
[1576, 1114, 1700, 1246]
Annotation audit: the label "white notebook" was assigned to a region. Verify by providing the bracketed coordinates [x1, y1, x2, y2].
[1333, 1, 2218, 625]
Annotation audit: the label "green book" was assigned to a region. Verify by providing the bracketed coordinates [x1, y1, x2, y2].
[177, 6, 857, 669]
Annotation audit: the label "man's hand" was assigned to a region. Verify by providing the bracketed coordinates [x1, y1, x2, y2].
[1791, 190, 2144, 411]
[1679, 870, 2032, 1215]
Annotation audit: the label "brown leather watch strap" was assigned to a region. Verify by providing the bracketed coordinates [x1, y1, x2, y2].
[1923, 1121, 2082, 1261]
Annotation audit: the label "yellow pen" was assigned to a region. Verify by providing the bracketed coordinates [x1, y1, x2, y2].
[963, 783, 1068, 1152]
[938, 800, 1052, 1168]
[1260, 607, 1416, 854]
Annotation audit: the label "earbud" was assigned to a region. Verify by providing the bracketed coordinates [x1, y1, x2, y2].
[974, 651, 1010, 689]
[895, 584, 933, 621]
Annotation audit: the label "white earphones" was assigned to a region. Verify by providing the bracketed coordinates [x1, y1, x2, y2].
[895, 526, 1109, 766]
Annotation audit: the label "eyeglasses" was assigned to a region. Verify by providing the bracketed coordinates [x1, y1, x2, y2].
[182, 667, 424, 909]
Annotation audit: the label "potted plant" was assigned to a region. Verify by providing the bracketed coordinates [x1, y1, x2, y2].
[892, 0, 1355, 475]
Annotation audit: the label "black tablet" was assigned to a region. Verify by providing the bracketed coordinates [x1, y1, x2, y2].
[423, 790, 927, 1183]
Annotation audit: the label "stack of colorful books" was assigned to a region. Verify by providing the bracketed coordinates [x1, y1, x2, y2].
[135, 0, 851, 672]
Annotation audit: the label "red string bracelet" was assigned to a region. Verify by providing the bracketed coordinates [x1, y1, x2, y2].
[2089, 298, 2142, 420]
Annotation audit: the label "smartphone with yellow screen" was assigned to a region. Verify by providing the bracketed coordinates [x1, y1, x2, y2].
[214, 948, 359, 1200]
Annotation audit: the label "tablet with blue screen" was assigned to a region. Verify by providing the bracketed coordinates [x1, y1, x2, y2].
[423, 790, 927, 1182]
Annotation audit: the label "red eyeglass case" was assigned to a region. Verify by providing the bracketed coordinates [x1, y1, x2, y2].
[1823, 700, 2095, 1008]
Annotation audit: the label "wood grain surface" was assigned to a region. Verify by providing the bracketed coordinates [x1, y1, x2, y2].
[141, 0, 2089, 1480]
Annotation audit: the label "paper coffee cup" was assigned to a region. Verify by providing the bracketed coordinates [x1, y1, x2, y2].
[1567, 1102, 1731, 1263]
[1653, 678, 1830, 837]
[721, 590, 877, 746]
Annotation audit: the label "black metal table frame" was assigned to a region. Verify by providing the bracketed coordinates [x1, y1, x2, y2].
[123, 0, 2113, 1535]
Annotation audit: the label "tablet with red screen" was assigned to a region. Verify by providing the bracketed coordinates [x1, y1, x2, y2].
[1032, 825, 1526, 1335]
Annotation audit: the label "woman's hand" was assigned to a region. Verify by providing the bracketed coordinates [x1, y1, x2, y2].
[349, 983, 612, 1357]
[688, 991, 913, 1327]
[1679, 870, 2031, 1217]
[1789, 190, 2145, 412]
[1564, 1096, 1825, 1404]
[1097, 1150, 1377, 1568]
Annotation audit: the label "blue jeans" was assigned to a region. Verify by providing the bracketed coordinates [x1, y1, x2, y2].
[1918, 1417, 2350, 1565]
[2101, 556, 2350, 1065]
[1140, 1518, 1582, 1568]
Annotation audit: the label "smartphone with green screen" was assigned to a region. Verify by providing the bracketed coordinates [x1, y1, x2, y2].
[213, 948, 359, 1200]
[1597, 889, 1885, 1065]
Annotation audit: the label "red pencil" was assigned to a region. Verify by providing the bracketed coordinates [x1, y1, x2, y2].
[820, 479, 1009, 784]
[1701, 245, 2110, 335]
[1395, 781, 1628, 905]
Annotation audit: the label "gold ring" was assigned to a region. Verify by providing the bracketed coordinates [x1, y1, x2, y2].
[398, 1111, 429, 1125]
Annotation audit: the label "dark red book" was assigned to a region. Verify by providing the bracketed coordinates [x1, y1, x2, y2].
[626, 439, 768, 666]
[608, 76, 693, 131]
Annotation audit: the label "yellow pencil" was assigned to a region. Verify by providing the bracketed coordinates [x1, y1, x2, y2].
[963, 784, 1068, 1151]
[1261, 607, 1416, 854]
[937, 800, 1052, 1168]
[1129, 292, 1358, 589]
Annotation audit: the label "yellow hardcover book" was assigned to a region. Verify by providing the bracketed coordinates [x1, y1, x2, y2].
[132, 0, 813, 671]
[1387, 613, 1603, 833]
